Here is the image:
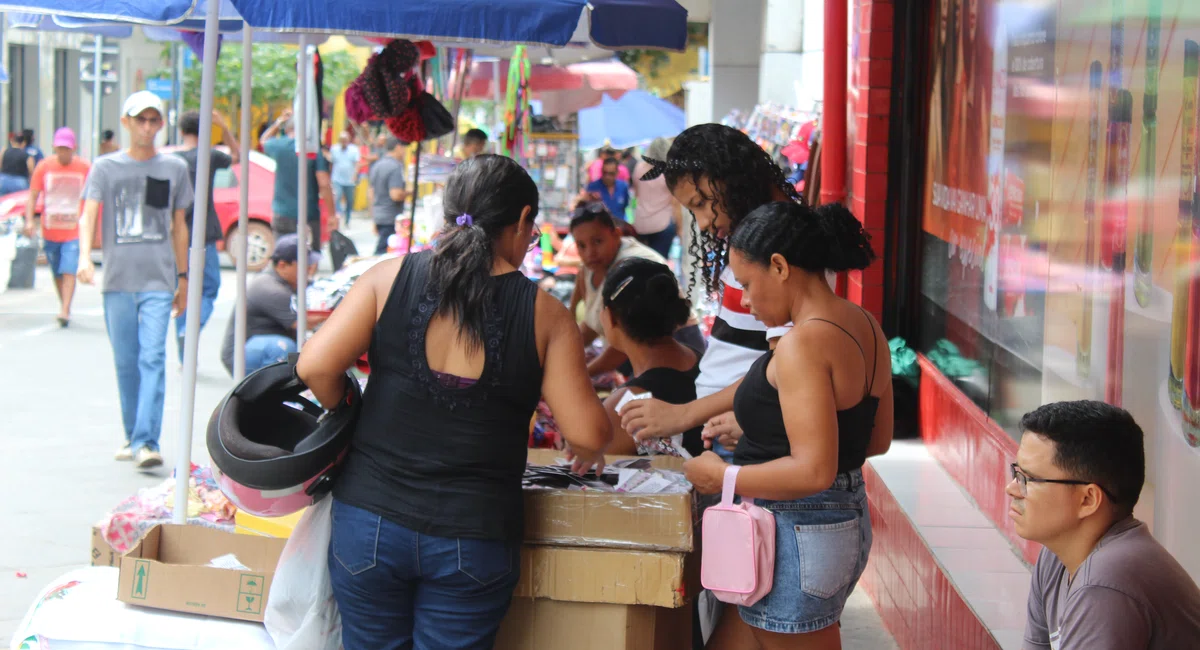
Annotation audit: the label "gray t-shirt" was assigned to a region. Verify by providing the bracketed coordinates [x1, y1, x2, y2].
[84, 152, 193, 294]
[1025, 517, 1200, 650]
[369, 155, 406, 226]
[221, 267, 298, 374]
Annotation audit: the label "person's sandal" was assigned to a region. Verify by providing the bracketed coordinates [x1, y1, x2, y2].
[57, 317, 69, 328]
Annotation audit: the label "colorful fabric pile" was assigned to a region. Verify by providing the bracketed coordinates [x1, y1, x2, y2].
[98, 464, 236, 554]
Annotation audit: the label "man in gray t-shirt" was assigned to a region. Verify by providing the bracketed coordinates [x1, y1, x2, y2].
[78, 90, 194, 471]
[368, 136, 408, 255]
[1010, 401, 1200, 649]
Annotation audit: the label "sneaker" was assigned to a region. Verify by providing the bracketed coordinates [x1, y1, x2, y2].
[115, 444, 133, 461]
[134, 447, 164, 469]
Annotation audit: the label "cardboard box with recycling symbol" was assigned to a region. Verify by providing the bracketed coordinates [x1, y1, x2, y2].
[117, 524, 286, 622]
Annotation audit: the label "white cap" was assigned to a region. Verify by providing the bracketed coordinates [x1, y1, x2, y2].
[122, 90, 165, 118]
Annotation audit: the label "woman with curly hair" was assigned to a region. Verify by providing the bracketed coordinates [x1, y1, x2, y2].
[620, 123, 802, 458]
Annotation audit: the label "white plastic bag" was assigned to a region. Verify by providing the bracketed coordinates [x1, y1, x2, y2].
[264, 497, 342, 650]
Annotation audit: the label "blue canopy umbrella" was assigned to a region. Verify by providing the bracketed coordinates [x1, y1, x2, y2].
[0, 0, 198, 23]
[578, 90, 685, 150]
[6, 11, 134, 37]
[229, 0, 688, 51]
[53, 0, 244, 31]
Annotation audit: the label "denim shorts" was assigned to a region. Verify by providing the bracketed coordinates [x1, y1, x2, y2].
[738, 468, 872, 634]
[42, 239, 79, 277]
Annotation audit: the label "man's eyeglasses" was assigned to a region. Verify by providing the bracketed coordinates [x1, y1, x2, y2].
[1009, 463, 1114, 500]
[132, 115, 163, 127]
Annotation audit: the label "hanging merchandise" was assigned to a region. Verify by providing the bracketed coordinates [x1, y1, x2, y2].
[501, 46, 532, 158]
[418, 92, 456, 140]
[357, 39, 420, 120]
[293, 45, 324, 157]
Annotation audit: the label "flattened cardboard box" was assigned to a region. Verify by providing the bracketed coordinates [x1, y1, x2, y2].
[524, 449, 694, 552]
[515, 545, 693, 608]
[118, 524, 286, 622]
[496, 598, 691, 650]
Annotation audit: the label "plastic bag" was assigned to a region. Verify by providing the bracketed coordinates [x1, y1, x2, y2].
[264, 497, 342, 650]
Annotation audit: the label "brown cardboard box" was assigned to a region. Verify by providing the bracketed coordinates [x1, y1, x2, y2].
[90, 523, 120, 568]
[515, 546, 691, 608]
[496, 598, 692, 650]
[117, 524, 286, 622]
[524, 449, 695, 552]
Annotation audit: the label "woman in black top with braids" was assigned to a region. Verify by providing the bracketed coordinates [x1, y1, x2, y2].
[598, 257, 704, 457]
[683, 201, 893, 649]
[296, 155, 611, 650]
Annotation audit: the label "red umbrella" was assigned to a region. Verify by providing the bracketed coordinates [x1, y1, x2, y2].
[457, 59, 638, 116]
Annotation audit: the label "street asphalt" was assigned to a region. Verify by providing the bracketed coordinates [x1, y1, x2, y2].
[0, 218, 895, 648]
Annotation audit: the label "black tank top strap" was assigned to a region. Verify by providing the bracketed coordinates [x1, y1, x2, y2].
[856, 305, 880, 394]
[800, 317, 870, 396]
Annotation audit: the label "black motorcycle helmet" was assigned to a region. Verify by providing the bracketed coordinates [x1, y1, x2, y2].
[207, 356, 361, 516]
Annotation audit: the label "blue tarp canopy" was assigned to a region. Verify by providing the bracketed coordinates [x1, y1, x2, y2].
[579, 90, 686, 150]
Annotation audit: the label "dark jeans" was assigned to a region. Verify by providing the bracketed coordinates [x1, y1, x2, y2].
[638, 220, 677, 259]
[329, 499, 521, 650]
[375, 223, 397, 255]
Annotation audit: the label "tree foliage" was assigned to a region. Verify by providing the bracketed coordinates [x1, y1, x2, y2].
[171, 44, 360, 111]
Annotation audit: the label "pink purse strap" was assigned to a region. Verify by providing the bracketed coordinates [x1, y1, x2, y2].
[721, 465, 740, 506]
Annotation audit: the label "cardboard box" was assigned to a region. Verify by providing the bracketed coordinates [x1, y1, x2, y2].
[496, 598, 692, 650]
[524, 449, 695, 552]
[516, 545, 692, 608]
[118, 524, 286, 622]
[90, 523, 120, 568]
[234, 509, 306, 538]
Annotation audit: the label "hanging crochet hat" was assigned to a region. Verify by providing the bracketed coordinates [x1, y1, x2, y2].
[386, 106, 426, 143]
[357, 39, 419, 119]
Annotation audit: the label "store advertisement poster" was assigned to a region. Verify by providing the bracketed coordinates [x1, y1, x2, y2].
[919, 0, 1200, 578]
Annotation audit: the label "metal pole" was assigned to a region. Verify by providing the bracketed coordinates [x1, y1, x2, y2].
[295, 35, 309, 345]
[173, 7, 222, 526]
[169, 44, 178, 145]
[234, 25, 252, 381]
[92, 36, 102, 158]
[493, 58, 502, 139]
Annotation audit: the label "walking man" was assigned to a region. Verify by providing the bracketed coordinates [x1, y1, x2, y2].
[261, 110, 333, 253]
[329, 131, 360, 226]
[25, 127, 89, 326]
[173, 110, 239, 364]
[77, 90, 194, 470]
[368, 136, 408, 255]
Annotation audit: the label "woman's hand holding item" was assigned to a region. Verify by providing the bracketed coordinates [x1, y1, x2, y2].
[683, 451, 728, 494]
[702, 411, 743, 451]
[621, 397, 687, 442]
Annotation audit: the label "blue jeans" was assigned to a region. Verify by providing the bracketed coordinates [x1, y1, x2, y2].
[175, 242, 222, 363]
[329, 499, 521, 650]
[245, 334, 297, 372]
[738, 469, 872, 634]
[103, 291, 173, 452]
[42, 239, 80, 277]
[334, 183, 356, 221]
[0, 174, 28, 196]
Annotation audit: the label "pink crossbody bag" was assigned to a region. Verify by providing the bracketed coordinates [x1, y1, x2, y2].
[700, 465, 776, 606]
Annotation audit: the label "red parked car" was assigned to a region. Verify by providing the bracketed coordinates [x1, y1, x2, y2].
[0, 146, 331, 272]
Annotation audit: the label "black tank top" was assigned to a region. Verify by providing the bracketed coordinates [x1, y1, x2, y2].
[732, 307, 880, 474]
[333, 250, 544, 541]
[1, 147, 28, 177]
[622, 364, 705, 457]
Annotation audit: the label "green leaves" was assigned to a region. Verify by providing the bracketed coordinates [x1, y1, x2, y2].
[169, 44, 360, 111]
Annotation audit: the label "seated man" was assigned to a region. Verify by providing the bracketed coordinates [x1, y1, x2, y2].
[1015, 401, 1200, 649]
[221, 234, 325, 376]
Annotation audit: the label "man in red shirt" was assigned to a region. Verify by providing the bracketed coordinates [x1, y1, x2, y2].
[24, 127, 89, 327]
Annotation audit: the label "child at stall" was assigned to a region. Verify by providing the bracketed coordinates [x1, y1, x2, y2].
[598, 258, 704, 457]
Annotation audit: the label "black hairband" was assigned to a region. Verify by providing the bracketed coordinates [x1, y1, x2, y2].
[639, 156, 704, 182]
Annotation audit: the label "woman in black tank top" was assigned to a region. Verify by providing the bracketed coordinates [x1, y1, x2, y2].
[596, 257, 704, 457]
[296, 155, 612, 650]
[683, 201, 894, 649]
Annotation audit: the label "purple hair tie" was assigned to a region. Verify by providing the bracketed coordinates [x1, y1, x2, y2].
[456, 214, 473, 227]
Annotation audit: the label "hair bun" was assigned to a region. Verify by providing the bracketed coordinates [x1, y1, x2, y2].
[814, 203, 875, 272]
